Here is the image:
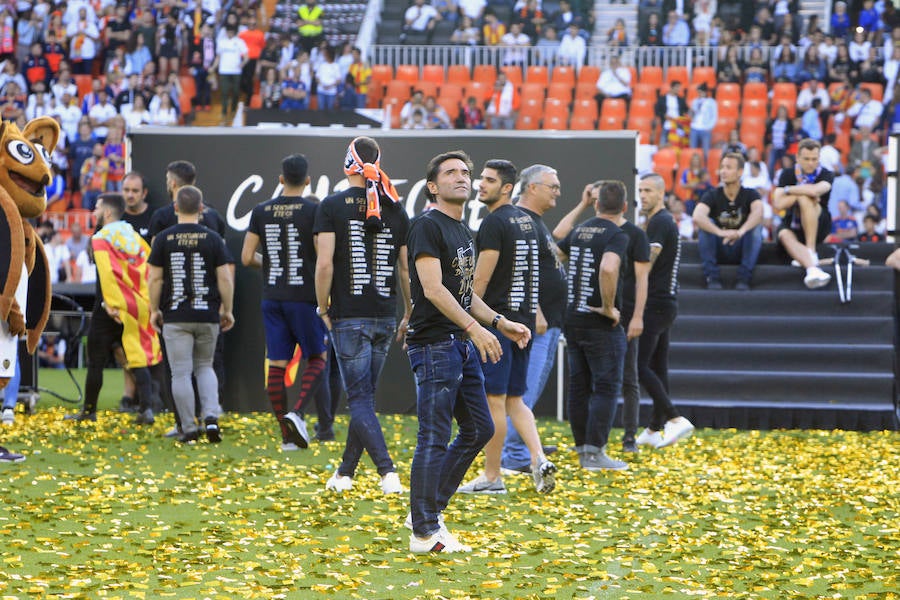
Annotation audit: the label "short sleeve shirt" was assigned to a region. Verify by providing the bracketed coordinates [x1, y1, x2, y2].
[149, 203, 227, 240]
[247, 195, 318, 303]
[475, 204, 539, 330]
[646, 209, 681, 309]
[518, 206, 566, 328]
[777, 166, 834, 230]
[558, 217, 629, 328]
[620, 220, 650, 314]
[313, 187, 410, 318]
[699, 186, 762, 230]
[148, 223, 232, 323]
[406, 210, 475, 345]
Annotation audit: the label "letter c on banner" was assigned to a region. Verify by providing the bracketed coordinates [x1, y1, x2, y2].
[227, 175, 265, 231]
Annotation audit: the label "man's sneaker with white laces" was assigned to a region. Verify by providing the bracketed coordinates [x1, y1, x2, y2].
[381, 471, 404, 494]
[280, 442, 300, 451]
[205, 418, 222, 443]
[636, 428, 663, 448]
[582, 450, 629, 471]
[456, 474, 506, 494]
[657, 417, 695, 448]
[325, 472, 353, 492]
[804, 266, 831, 289]
[403, 512, 445, 531]
[532, 459, 557, 494]
[282, 412, 310, 448]
[1, 408, 13, 426]
[409, 528, 472, 554]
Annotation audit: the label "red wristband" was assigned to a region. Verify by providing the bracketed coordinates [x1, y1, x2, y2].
[464, 319, 477, 332]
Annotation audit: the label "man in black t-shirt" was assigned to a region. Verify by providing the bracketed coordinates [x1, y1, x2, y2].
[241, 154, 326, 451]
[148, 186, 234, 444]
[635, 174, 694, 450]
[122, 172, 154, 244]
[693, 152, 764, 290]
[502, 164, 565, 473]
[773, 138, 834, 289]
[456, 159, 556, 496]
[148, 161, 228, 241]
[406, 150, 531, 554]
[313, 137, 410, 495]
[557, 182, 630, 471]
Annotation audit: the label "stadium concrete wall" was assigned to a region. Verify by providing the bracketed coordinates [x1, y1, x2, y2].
[129, 128, 638, 415]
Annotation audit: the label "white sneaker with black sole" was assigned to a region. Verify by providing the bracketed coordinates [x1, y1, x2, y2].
[532, 459, 557, 494]
[325, 472, 353, 492]
[456, 474, 506, 494]
[282, 412, 310, 448]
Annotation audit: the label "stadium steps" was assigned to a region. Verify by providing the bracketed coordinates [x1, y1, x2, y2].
[628, 241, 898, 431]
[592, 0, 638, 49]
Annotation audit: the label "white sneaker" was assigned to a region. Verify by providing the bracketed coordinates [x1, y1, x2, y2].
[581, 450, 629, 471]
[409, 527, 472, 553]
[1, 408, 13, 426]
[532, 459, 557, 494]
[804, 266, 831, 289]
[657, 417, 695, 448]
[280, 442, 300, 451]
[792, 249, 820, 268]
[282, 412, 310, 448]
[456, 474, 506, 494]
[403, 512, 445, 530]
[326, 472, 353, 492]
[381, 471, 404, 494]
[636, 428, 664, 448]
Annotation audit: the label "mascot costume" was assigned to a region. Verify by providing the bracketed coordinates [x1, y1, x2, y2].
[0, 117, 61, 461]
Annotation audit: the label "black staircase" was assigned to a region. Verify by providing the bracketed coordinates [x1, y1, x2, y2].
[654, 242, 898, 431]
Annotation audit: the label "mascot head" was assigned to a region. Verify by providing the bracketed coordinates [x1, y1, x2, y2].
[0, 117, 60, 219]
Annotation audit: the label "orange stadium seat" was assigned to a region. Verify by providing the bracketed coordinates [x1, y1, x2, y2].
[572, 97, 598, 121]
[639, 66, 663, 87]
[707, 147, 723, 186]
[771, 98, 796, 119]
[520, 82, 546, 104]
[543, 111, 568, 130]
[712, 116, 737, 146]
[385, 80, 413, 103]
[547, 81, 574, 102]
[461, 81, 488, 103]
[716, 82, 741, 103]
[632, 83, 658, 102]
[629, 97, 653, 120]
[600, 98, 627, 122]
[441, 82, 464, 103]
[516, 113, 540, 129]
[519, 95, 543, 120]
[422, 65, 445, 85]
[569, 114, 596, 130]
[771, 82, 797, 117]
[575, 82, 597, 100]
[598, 114, 624, 130]
[544, 97, 568, 119]
[665, 66, 689, 90]
[180, 75, 196, 100]
[502, 65, 523, 87]
[860, 82, 884, 102]
[742, 81, 768, 102]
[526, 65, 549, 86]
[678, 147, 704, 171]
[249, 94, 262, 109]
[652, 147, 678, 191]
[75, 74, 93, 99]
[473, 64, 497, 87]
[627, 115, 653, 144]
[395, 64, 419, 84]
[578, 65, 601, 86]
[691, 66, 716, 90]
[741, 97, 767, 120]
[551, 66, 576, 86]
[447, 64, 471, 86]
[416, 80, 439, 98]
[717, 98, 740, 120]
[382, 96, 405, 128]
[740, 118, 767, 153]
[437, 96, 460, 121]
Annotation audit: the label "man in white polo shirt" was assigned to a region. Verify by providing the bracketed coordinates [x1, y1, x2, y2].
[846, 87, 883, 132]
[401, 0, 440, 44]
[211, 25, 247, 122]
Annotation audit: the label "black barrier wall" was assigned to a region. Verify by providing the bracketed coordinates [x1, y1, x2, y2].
[129, 128, 638, 414]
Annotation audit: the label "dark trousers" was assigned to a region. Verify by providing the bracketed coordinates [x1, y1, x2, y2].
[219, 74, 241, 115]
[637, 304, 680, 431]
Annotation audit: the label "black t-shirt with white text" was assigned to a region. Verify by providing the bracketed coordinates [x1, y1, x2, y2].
[620, 220, 650, 317]
[558, 217, 629, 328]
[475, 204, 539, 330]
[406, 209, 476, 345]
[123, 208, 153, 244]
[699, 186, 762, 230]
[247, 195, 318, 303]
[149, 203, 228, 241]
[517, 206, 566, 329]
[148, 223, 232, 323]
[314, 187, 410, 318]
[646, 209, 681, 310]
[776, 167, 834, 231]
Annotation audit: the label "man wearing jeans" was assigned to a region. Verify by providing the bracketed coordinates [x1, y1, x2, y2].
[148, 186, 234, 444]
[557, 182, 630, 471]
[406, 150, 530, 553]
[314, 136, 410, 496]
[693, 152, 764, 291]
[501, 164, 565, 474]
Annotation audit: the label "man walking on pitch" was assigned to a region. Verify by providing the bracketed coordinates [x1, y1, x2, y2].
[406, 150, 531, 553]
[314, 136, 410, 494]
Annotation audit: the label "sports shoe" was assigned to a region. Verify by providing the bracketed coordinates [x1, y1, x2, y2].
[0, 446, 25, 462]
[205, 418, 222, 443]
[804, 266, 831, 289]
[403, 512, 445, 531]
[706, 277, 723, 290]
[581, 450, 629, 471]
[657, 417, 695, 448]
[636, 428, 663, 448]
[326, 472, 353, 492]
[64, 410, 97, 422]
[280, 442, 300, 451]
[735, 280, 751, 291]
[792, 249, 820, 268]
[457, 474, 506, 494]
[134, 409, 155, 425]
[314, 422, 335, 441]
[1, 408, 14, 426]
[500, 464, 531, 476]
[622, 438, 639, 453]
[118, 396, 138, 413]
[532, 459, 557, 494]
[282, 412, 310, 449]
[164, 426, 181, 438]
[175, 430, 200, 444]
[409, 528, 472, 553]
[543, 445, 558, 456]
[381, 471, 404, 494]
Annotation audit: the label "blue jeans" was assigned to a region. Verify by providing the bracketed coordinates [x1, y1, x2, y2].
[565, 324, 626, 452]
[689, 128, 711, 159]
[697, 226, 763, 283]
[2, 361, 20, 409]
[408, 338, 494, 537]
[330, 317, 396, 477]
[317, 92, 336, 111]
[501, 326, 560, 470]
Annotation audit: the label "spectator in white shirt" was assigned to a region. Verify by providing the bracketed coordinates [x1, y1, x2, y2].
[883, 44, 900, 104]
[121, 93, 151, 128]
[66, 7, 101, 75]
[457, 0, 486, 21]
[88, 89, 117, 140]
[501, 22, 531, 66]
[796, 78, 831, 112]
[818, 133, 843, 173]
[594, 54, 632, 110]
[846, 87, 884, 131]
[211, 25, 248, 120]
[53, 92, 84, 142]
[689, 83, 718, 161]
[149, 93, 178, 126]
[849, 29, 871, 63]
[51, 68, 78, 105]
[662, 10, 691, 46]
[401, 0, 441, 44]
[741, 148, 772, 198]
[557, 23, 586, 67]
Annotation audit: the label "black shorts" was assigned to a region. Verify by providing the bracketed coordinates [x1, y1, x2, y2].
[778, 208, 832, 246]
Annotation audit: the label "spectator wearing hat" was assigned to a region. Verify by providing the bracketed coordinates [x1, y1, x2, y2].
[689, 82, 717, 161]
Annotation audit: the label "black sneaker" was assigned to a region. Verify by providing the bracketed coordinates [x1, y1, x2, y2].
[64, 411, 97, 422]
[205, 418, 222, 443]
[175, 430, 200, 444]
[134, 409, 155, 425]
[118, 396, 138, 413]
[706, 277, 723, 290]
[735, 280, 751, 291]
[0, 446, 25, 462]
[622, 438, 639, 453]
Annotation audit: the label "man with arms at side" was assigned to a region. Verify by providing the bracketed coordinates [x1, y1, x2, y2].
[556, 180, 630, 470]
[314, 136, 410, 495]
[458, 159, 556, 495]
[501, 164, 565, 475]
[241, 154, 327, 451]
[772, 138, 834, 289]
[693, 152, 764, 290]
[406, 150, 530, 553]
[148, 186, 234, 444]
[634, 174, 695, 449]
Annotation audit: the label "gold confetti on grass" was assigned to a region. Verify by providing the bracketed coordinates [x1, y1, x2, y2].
[0, 393, 897, 599]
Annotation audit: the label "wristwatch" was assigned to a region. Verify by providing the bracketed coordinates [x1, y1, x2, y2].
[491, 314, 502, 328]
[316, 306, 328, 316]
